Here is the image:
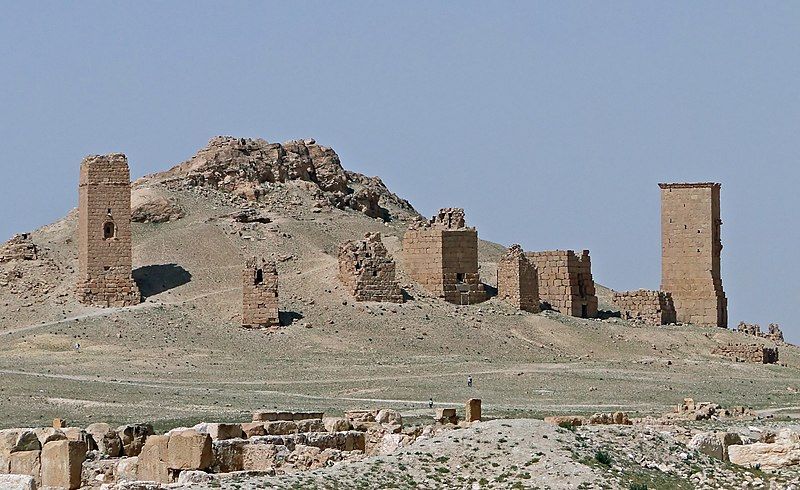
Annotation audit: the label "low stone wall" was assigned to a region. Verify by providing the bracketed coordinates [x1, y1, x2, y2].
[612, 289, 676, 325]
[712, 343, 779, 364]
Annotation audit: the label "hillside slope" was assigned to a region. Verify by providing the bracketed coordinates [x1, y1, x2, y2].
[0, 137, 798, 429]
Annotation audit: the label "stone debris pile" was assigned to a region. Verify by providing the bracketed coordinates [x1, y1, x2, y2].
[0, 404, 482, 488]
[0, 234, 38, 263]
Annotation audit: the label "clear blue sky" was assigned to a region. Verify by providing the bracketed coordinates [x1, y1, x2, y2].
[1, 2, 797, 341]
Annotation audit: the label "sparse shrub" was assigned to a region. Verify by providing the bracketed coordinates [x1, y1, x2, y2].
[595, 450, 612, 466]
[629, 484, 648, 490]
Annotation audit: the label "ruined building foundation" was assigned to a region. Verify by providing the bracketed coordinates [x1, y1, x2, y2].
[712, 344, 778, 364]
[660, 183, 727, 327]
[497, 244, 540, 312]
[402, 208, 486, 304]
[612, 290, 676, 325]
[526, 250, 597, 318]
[242, 257, 279, 327]
[338, 233, 403, 303]
[76, 154, 141, 307]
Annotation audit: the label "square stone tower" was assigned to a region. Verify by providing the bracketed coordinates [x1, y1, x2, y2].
[77, 154, 140, 307]
[242, 257, 279, 327]
[526, 250, 597, 318]
[402, 208, 486, 304]
[497, 244, 540, 312]
[659, 183, 727, 327]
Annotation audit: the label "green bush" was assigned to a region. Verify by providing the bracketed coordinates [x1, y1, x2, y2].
[595, 450, 612, 466]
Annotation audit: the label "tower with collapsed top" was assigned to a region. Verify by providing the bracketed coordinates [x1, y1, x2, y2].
[402, 208, 486, 304]
[660, 183, 727, 327]
[76, 154, 140, 307]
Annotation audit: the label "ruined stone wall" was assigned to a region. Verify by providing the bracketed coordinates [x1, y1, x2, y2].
[77, 154, 140, 307]
[660, 183, 727, 327]
[712, 344, 778, 364]
[526, 250, 597, 318]
[0, 234, 38, 263]
[612, 290, 676, 325]
[338, 233, 403, 303]
[402, 208, 486, 304]
[242, 258, 279, 327]
[736, 322, 785, 343]
[497, 245, 539, 312]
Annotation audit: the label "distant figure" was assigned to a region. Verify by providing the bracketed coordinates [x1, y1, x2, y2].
[74, 342, 80, 351]
[428, 398, 434, 409]
[467, 375, 473, 388]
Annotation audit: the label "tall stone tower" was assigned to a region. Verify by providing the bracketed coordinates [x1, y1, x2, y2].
[242, 257, 279, 328]
[77, 154, 140, 307]
[659, 183, 727, 327]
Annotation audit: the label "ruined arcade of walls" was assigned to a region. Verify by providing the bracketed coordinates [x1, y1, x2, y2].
[76, 154, 141, 307]
[338, 232, 403, 303]
[497, 244, 540, 313]
[526, 250, 598, 318]
[402, 208, 486, 304]
[712, 344, 779, 364]
[242, 257, 279, 328]
[660, 183, 727, 327]
[612, 290, 676, 325]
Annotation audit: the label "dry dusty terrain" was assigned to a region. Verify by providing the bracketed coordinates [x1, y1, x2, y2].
[1, 137, 799, 488]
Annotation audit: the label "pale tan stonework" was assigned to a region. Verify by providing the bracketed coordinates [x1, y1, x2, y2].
[338, 233, 403, 303]
[402, 208, 486, 304]
[612, 289, 676, 325]
[660, 183, 727, 327]
[76, 154, 141, 307]
[526, 250, 597, 318]
[497, 245, 540, 313]
[242, 257, 279, 328]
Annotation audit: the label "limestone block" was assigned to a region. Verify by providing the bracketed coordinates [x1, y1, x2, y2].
[211, 438, 248, 473]
[375, 409, 402, 427]
[9, 449, 40, 485]
[86, 422, 123, 457]
[688, 432, 724, 460]
[296, 419, 326, 433]
[728, 442, 800, 470]
[0, 475, 35, 490]
[33, 428, 67, 447]
[136, 435, 170, 483]
[323, 417, 351, 433]
[41, 439, 86, 490]
[241, 422, 266, 438]
[193, 423, 244, 441]
[166, 429, 212, 470]
[117, 424, 155, 456]
[263, 421, 298, 436]
[465, 399, 481, 422]
[114, 456, 139, 481]
[243, 443, 282, 471]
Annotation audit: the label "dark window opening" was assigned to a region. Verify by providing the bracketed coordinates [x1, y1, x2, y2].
[255, 269, 264, 285]
[581, 304, 588, 318]
[372, 270, 378, 277]
[456, 273, 465, 283]
[103, 266, 111, 271]
[103, 222, 116, 239]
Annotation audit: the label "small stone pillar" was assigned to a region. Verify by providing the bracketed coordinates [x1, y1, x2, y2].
[242, 257, 279, 328]
[466, 398, 481, 422]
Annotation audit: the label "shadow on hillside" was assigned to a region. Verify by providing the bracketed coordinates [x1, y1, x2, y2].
[483, 284, 498, 298]
[280, 311, 304, 327]
[133, 264, 192, 299]
[597, 310, 622, 320]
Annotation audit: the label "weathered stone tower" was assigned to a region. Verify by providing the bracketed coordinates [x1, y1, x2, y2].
[497, 244, 540, 312]
[526, 250, 597, 318]
[242, 257, 279, 327]
[659, 183, 727, 327]
[402, 208, 486, 304]
[77, 154, 140, 307]
[338, 233, 404, 303]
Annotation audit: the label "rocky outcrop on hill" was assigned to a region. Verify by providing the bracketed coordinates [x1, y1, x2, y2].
[156, 136, 417, 220]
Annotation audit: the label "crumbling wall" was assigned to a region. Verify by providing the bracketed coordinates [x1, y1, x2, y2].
[0, 233, 38, 263]
[402, 208, 486, 304]
[526, 250, 597, 318]
[612, 290, 676, 325]
[242, 258, 279, 327]
[76, 154, 141, 307]
[660, 183, 727, 327]
[736, 322, 786, 343]
[712, 344, 778, 364]
[338, 233, 403, 303]
[497, 245, 539, 312]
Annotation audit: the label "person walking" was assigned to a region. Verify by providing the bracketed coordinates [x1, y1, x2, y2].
[428, 398, 434, 409]
[467, 375, 473, 388]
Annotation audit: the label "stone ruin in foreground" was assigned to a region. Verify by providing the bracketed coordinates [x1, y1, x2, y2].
[526, 250, 598, 318]
[497, 244, 540, 313]
[0, 401, 481, 489]
[613, 289, 676, 325]
[242, 257, 279, 328]
[402, 208, 486, 305]
[338, 232, 403, 303]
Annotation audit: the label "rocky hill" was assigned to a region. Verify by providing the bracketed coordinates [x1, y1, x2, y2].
[0, 136, 798, 433]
